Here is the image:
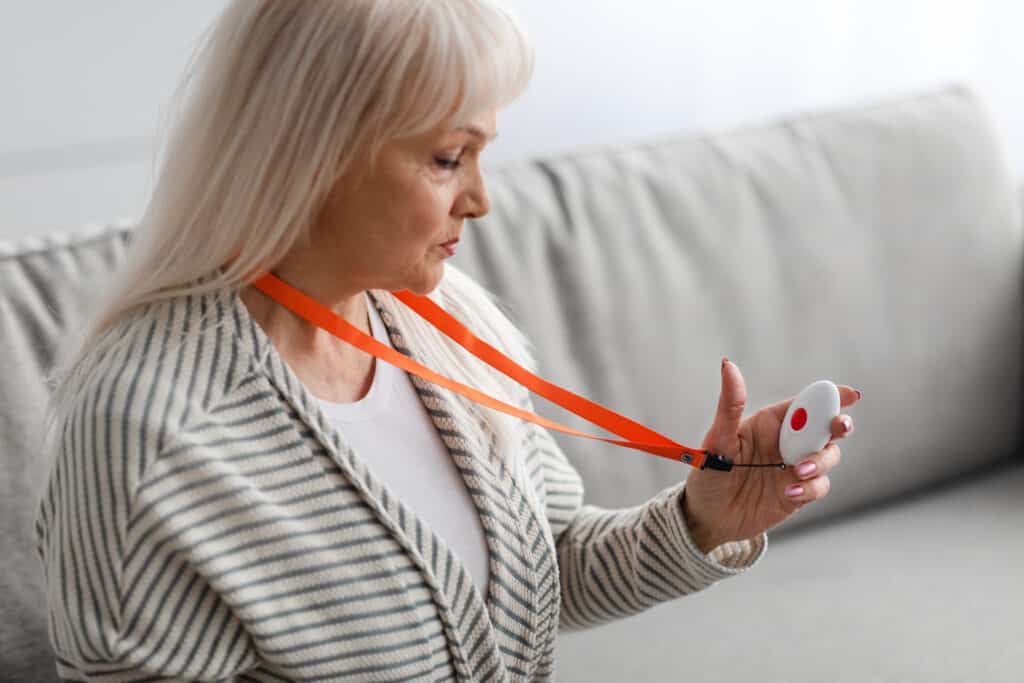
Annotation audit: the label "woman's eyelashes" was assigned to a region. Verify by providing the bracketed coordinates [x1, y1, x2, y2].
[433, 151, 464, 170]
[434, 156, 462, 169]
[436, 146, 475, 171]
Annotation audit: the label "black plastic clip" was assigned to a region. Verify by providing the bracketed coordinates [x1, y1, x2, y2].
[701, 452, 735, 472]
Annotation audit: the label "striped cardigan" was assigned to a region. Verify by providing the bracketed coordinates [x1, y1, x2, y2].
[36, 284, 766, 682]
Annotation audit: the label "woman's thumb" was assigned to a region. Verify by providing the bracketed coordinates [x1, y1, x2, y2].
[704, 358, 748, 450]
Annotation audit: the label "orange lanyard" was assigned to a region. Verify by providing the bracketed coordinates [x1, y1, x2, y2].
[253, 272, 736, 471]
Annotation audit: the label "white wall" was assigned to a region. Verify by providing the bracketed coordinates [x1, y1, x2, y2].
[2, 0, 1023, 241]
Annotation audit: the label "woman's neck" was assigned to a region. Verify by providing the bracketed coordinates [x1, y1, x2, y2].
[238, 267, 377, 403]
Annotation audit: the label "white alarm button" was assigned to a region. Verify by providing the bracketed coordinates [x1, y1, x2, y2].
[779, 380, 841, 465]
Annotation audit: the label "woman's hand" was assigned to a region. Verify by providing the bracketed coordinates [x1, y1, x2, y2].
[682, 359, 861, 554]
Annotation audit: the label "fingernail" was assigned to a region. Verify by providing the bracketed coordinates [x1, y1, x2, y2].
[796, 461, 816, 477]
[722, 357, 729, 371]
[785, 484, 804, 498]
[855, 389, 862, 400]
[842, 417, 853, 433]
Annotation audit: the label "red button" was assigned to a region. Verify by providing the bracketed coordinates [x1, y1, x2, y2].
[791, 407, 808, 431]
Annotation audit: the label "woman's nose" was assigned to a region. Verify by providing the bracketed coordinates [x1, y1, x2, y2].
[458, 171, 491, 219]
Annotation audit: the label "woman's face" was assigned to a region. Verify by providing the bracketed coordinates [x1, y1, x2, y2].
[310, 110, 496, 296]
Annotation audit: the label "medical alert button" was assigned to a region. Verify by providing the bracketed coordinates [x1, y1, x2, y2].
[779, 380, 840, 465]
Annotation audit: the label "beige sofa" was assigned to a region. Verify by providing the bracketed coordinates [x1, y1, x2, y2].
[2, 85, 1021, 681]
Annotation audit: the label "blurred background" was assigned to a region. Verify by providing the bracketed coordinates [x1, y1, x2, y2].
[2, 0, 1023, 241]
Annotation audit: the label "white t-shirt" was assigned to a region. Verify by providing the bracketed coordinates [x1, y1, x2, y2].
[316, 295, 490, 597]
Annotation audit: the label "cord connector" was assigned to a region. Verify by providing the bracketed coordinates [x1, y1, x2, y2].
[702, 452, 735, 471]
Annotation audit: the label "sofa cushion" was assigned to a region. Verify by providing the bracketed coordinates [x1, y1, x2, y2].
[453, 85, 1023, 529]
[0, 225, 130, 681]
[556, 461, 1024, 682]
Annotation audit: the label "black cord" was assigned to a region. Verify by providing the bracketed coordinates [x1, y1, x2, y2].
[702, 452, 787, 472]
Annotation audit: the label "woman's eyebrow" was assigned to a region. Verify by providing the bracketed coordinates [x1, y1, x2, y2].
[456, 125, 498, 142]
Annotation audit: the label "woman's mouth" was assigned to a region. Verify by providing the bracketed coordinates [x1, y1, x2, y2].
[440, 238, 459, 256]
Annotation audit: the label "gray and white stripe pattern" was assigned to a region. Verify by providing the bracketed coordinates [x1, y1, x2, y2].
[36, 285, 765, 682]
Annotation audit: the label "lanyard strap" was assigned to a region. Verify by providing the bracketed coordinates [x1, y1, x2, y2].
[252, 272, 717, 470]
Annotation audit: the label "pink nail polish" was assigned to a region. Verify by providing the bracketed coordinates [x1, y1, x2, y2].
[796, 462, 816, 477]
[785, 484, 804, 498]
[842, 417, 853, 433]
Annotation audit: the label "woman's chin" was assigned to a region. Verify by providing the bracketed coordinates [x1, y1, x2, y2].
[403, 263, 446, 296]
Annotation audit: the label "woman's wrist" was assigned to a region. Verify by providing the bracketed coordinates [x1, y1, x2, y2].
[680, 490, 721, 555]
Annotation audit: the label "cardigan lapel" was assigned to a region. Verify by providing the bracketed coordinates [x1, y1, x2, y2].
[368, 292, 546, 677]
[226, 288, 544, 681]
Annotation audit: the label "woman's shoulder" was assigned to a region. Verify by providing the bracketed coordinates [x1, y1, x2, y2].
[51, 288, 265, 494]
[83, 289, 216, 372]
[67, 289, 249, 446]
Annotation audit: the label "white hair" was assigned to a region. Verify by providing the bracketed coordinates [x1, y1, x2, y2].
[48, 0, 536, 467]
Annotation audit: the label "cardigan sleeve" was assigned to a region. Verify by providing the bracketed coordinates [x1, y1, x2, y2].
[519, 405, 767, 632]
[35, 399, 259, 681]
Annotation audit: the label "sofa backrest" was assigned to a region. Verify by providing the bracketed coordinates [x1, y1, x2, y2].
[453, 85, 1023, 527]
[0, 226, 131, 679]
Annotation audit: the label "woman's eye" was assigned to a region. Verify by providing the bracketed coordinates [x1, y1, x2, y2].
[434, 156, 462, 170]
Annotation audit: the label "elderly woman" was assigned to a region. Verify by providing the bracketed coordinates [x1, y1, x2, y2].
[36, 1, 859, 681]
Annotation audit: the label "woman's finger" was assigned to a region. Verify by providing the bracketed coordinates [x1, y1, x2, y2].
[830, 414, 854, 439]
[792, 442, 841, 480]
[838, 385, 862, 408]
[784, 473, 832, 505]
